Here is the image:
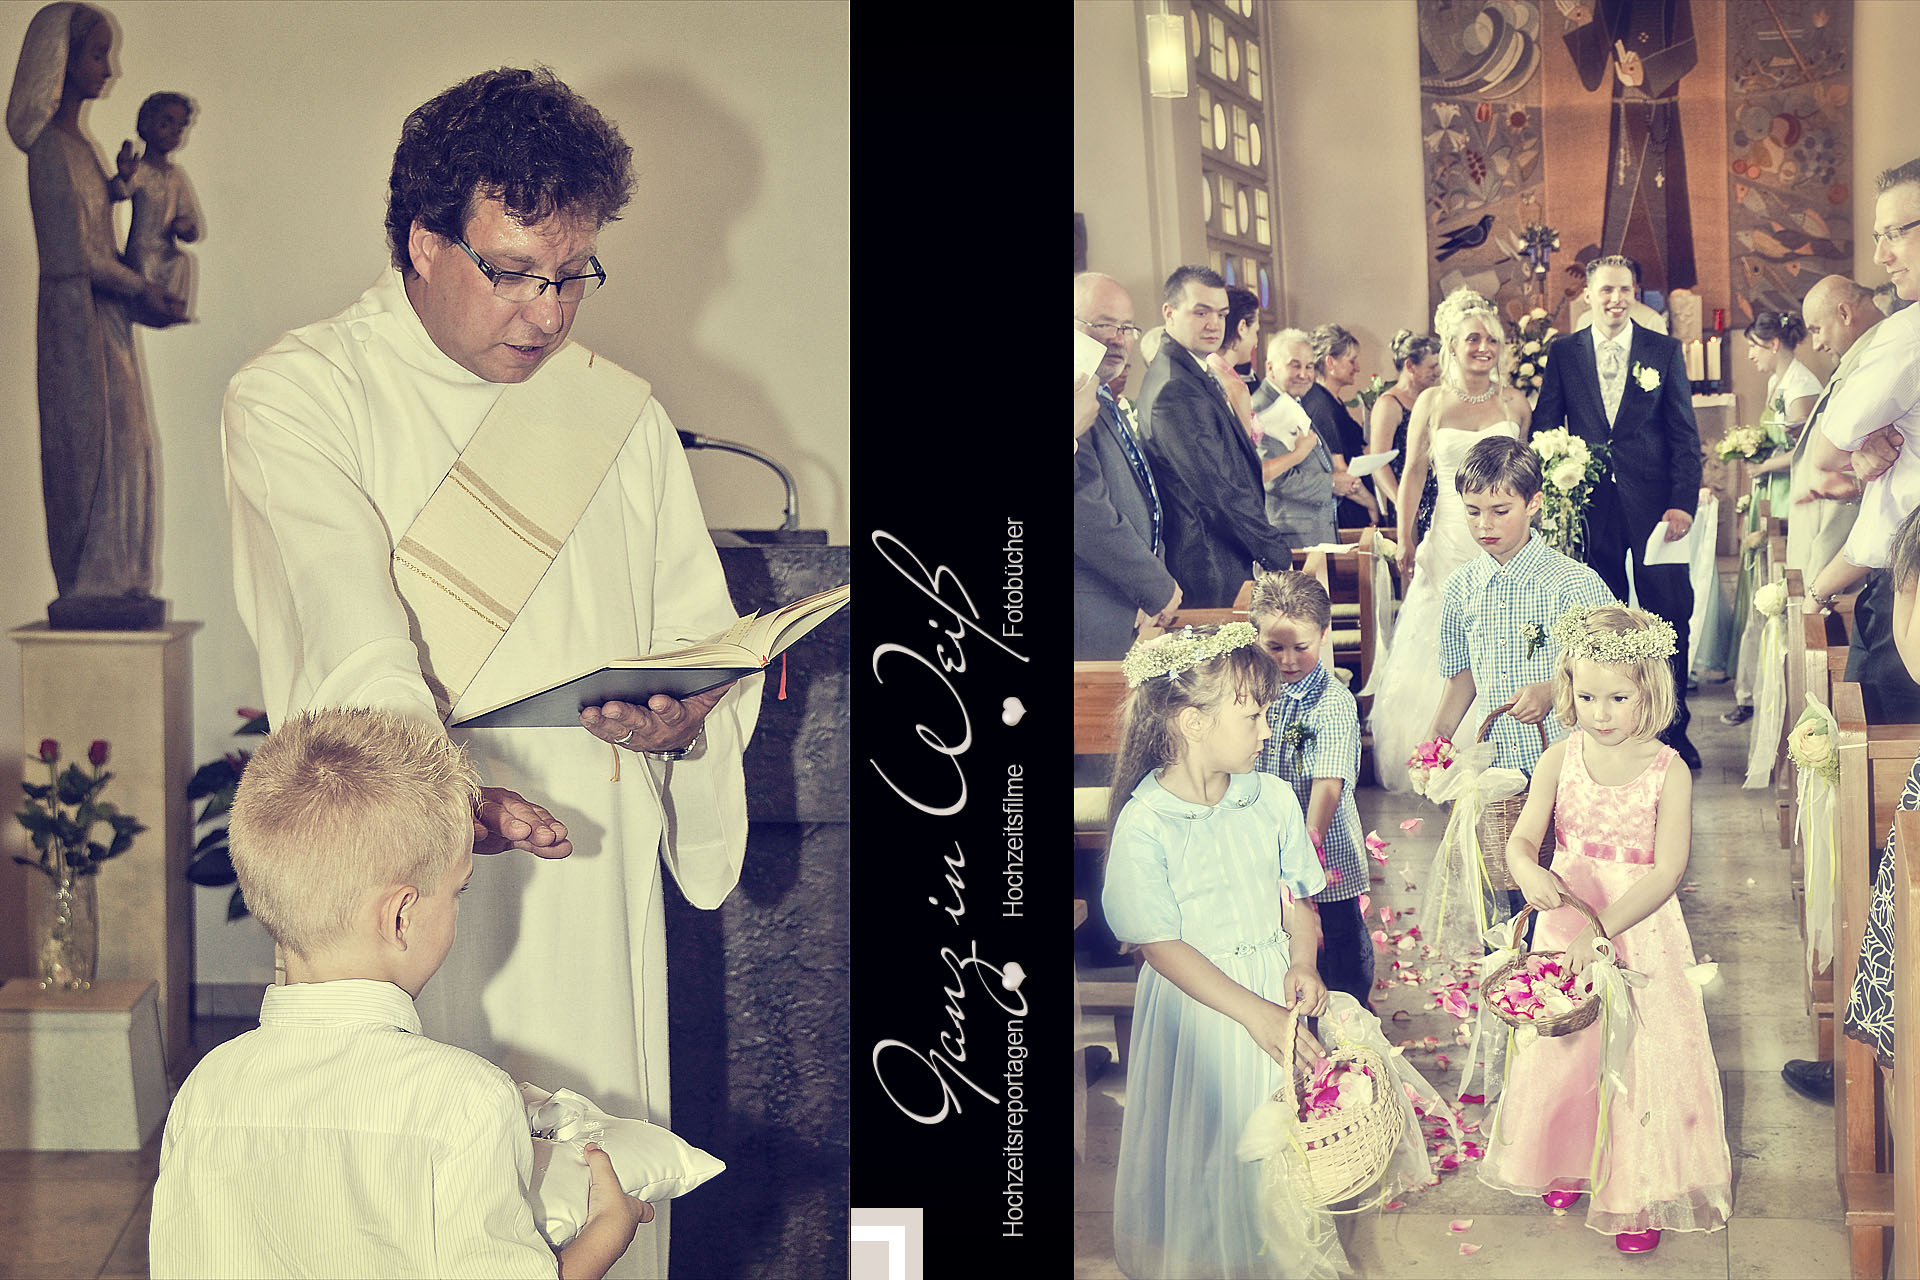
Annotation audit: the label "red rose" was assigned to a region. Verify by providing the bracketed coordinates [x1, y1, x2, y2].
[37, 738, 58, 763]
[1474, 101, 1493, 123]
[237, 707, 266, 721]
[1508, 110, 1527, 129]
[88, 740, 110, 768]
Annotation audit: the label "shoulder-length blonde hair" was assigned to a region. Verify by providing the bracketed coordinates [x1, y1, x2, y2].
[1551, 605, 1676, 742]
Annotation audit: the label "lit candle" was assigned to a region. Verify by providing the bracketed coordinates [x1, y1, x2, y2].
[1706, 336, 1721, 382]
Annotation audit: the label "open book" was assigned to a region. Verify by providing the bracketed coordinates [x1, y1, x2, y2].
[451, 584, 849, 729]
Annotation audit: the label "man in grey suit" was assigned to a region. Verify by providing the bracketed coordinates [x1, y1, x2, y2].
[1138, 266, 1295, 608]
[1074, 273, 1180, 659]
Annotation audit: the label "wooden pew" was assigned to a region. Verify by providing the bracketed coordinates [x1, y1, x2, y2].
[1895, 810, 1920, 1280]
[1832, 681, 1915, 1277]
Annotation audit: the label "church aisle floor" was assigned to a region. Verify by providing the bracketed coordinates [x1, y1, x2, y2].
[1077, 675, 1850, 1278]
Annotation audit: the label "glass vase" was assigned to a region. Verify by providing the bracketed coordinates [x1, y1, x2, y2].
[31, 864, 97, 991]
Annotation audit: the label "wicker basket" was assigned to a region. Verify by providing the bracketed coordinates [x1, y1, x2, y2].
[1471, 701, 1556, 891]
[1481, 891, 1610, 1038]
[1273, 1005, 1403, 1206]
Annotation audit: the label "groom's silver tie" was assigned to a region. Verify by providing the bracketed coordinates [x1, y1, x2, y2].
[1600, 338, 1626, 425]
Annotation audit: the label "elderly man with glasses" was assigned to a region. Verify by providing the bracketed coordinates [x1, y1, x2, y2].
[221, 68, 758, 1278]
[1074, 272, 1179, 659]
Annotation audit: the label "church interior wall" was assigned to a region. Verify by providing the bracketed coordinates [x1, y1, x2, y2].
[0, 1, 849, 988]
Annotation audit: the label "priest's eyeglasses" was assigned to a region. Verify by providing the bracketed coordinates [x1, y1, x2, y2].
[1870, 218, 1920, 249]
[455, 237, 606, 303]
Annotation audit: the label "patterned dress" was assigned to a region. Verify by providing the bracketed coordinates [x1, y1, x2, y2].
[1478, 735, 1732, 1235]
[1843, 755, 1920, 1066]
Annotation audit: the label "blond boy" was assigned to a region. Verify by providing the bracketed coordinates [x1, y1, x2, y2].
[150, 709, 650, 1279]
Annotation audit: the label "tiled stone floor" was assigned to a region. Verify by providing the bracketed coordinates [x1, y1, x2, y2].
[0, 1015, 249, 1280]
[1076, 671, 1851, 1278]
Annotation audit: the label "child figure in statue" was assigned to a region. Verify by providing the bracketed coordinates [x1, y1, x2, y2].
[122, 91, 200, 324]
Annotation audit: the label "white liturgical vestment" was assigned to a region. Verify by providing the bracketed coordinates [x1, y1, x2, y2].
[222, 268, 761, 1279]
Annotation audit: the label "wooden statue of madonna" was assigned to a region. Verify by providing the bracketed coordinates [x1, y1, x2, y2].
[8, 3, 186, 630]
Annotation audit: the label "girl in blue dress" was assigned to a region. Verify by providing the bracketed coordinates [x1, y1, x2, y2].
[1103, 622, 1332, 1278]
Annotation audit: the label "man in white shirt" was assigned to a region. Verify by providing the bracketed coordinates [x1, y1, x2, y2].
[1809, 160, 1920, 721]
[221, 69, 759, 1278]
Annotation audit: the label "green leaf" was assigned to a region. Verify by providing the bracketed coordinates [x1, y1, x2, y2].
[226, 885, 251, 921]
[194, 827, 229, 854]
[187, 760, 241, 802]
[238, 715, 270, 736]
[16, 810, 54, 838]
[55, 764, 89, 806]
[20, 782, 51, 802]
[197, 790, 234, 826]
[86, 841, 108, 863]
[106, 828, 136, 857]
[187, 847, 237, 887]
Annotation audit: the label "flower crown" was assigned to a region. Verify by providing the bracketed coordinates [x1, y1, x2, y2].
[1122, 622, 1258, 688]
[1549, 604, 1677, 665]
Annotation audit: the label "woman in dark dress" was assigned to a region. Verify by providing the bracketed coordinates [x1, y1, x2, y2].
[1367, 329, 1442, 544]
[1300, 323, 1377, 528]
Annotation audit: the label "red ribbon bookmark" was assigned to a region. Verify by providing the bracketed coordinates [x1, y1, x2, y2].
[777, 651, 788, 700]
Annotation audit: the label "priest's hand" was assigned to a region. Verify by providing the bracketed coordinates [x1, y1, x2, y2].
[582, 682, 737, 755]
[473, 786, 571, 859]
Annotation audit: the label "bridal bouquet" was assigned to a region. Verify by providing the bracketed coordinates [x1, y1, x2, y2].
[1506, 308, 1557, 395]
[1715, 420, 1791, 463]
[1531, 428, 1606, 557]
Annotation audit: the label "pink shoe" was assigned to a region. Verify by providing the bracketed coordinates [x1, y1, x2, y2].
[1541, 1189, 1581, 1210]
[1615, 1229, 1661, 1253]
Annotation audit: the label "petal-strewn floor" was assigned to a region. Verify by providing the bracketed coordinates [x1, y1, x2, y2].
[1077, 665, 1849, 1278]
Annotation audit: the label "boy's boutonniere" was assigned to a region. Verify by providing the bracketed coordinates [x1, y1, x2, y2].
[1523, 621, 1547, 660]
[1631, 361, 1661, 393]
[1281, 721, 1316, 765]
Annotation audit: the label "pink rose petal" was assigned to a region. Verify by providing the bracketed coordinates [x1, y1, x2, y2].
[1449, 1219, 1474, 1232]
[1391, 1009, 1411, 1022]
[1458, 1093, 1486, 1106]
[1400, 818, 1423, 832]
[1358, 893, 1371, 916]
[1385, 1199, 1407, 1212]
[1459, 1242, 1481, 1255]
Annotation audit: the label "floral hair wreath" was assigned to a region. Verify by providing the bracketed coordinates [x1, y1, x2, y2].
[1122, 621, 1259, 688]
[1549, 604, 1677, 666]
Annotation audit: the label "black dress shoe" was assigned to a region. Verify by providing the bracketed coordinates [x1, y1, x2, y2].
[1781, 1058, 1834, 1102]
[1720, 705, 1754, 726]
[1666, 735, 1703, 770]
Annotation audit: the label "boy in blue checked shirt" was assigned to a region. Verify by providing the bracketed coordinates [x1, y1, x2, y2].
[1426, 436, 1615, 908]
[1250, 570, 1373, 1011]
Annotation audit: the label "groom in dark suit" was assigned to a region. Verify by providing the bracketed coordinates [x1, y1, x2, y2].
[1532, 255, 1705, 767]
[1138, 265, 1295, 608]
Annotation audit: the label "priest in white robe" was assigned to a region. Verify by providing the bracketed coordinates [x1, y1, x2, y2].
[221, 68, 758, 1279]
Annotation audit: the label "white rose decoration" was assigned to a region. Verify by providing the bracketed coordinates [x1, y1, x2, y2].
[1519, 362, 1536, 377]
[1633, 363, 1661, 392]
[1523, 340, 1541, 355]
[1754, 581, 1789, 617]
[1551, 458, 1585, 493]
[1567, 438, 1591, 465]
[1530, 308, 1548, 320]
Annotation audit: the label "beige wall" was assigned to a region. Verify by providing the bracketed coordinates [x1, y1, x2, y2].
[0, 1, 848, 984]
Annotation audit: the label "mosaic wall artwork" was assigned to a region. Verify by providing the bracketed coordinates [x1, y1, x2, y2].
[1417, 0, 1851, 334]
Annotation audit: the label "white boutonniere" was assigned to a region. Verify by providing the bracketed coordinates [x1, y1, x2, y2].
[1116, 396, 1141, 438]
[1631, 361, 1661, 393]
[1522, 621, 1547, 660]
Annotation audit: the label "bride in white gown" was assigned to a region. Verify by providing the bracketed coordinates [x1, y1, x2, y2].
[1370, 289, 1533, 792]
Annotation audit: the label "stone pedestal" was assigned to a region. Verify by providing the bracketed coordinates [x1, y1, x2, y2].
[0, 979, 168, 1149]
[667, 545, 848, 1280]
[10, 623, 197, 1076]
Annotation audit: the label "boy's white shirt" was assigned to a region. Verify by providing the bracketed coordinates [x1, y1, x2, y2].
[149, 979, 556, 1279]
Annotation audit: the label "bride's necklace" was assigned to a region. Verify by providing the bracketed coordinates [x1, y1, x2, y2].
[1452, 379, 1499, 405]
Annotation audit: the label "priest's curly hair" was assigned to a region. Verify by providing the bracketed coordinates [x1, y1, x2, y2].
[386, 67, 634, 274]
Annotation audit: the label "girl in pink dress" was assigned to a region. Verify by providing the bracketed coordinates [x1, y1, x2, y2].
[1480, 604, 1732, 1253]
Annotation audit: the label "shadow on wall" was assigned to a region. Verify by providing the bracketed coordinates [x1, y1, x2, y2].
[587, 67, 841, 534]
